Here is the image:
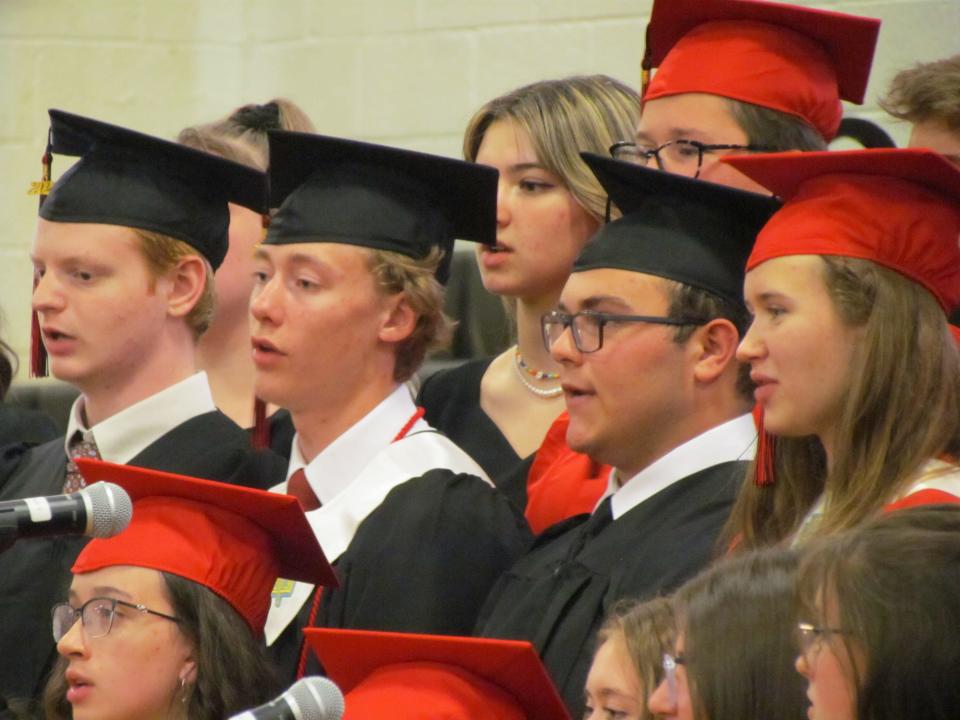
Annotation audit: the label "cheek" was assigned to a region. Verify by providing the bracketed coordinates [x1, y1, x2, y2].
[698, 162, 771, 194]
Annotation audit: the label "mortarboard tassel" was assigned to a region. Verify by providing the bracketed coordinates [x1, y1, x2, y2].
[29, 134, 53, 378]
[640, 23, 653, 104]
[753, 405, 776, 487]
[252, 397, 269, 449]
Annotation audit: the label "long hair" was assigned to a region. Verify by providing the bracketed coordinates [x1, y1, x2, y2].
[595, 597, 676, 719]
[725, 257, 960, 549]
[676, 548, 804, 720]
[796, 506, 960, 720]
[463, 75, 640, 223]
[43, 572, 280, 720]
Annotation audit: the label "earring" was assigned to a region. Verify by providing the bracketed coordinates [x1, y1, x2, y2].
[179, 676, 190, 705]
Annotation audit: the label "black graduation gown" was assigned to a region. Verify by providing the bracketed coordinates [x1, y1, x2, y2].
[476, 461, 745, 715]
[0, 410, 285, 702]
[270, 470, 534, 680]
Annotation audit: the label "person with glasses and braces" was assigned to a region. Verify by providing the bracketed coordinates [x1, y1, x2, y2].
[42, 459, 335, 720]
[525, 0, 882, 533]
[475, 153, 779, 715]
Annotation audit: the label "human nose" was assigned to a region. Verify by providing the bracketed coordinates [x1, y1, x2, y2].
[32, 270, 64, 314]
[548, 321, 582, 365]
[795, 650, 811, 679]
[736, 319, 764, 364]
[647, 677, 676, 716]
[495, 179, 511, 228]
[56, 614, 87, 658]
[249, 273, 283, 326]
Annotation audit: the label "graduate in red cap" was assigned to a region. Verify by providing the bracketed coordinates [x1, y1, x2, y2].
[303, 629, 570, 720]
[720, 148, 960, 550]
[43, 459, 335, 720]
[525, 0, 882, 534]
[0, 110, 281, 705]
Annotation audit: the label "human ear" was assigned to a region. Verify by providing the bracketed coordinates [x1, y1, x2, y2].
[378, 292, 417, 344]
[164, 255, 208, 320]
[691, 318, 740, 383]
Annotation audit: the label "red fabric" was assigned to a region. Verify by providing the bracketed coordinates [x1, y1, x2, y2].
[646, 20, 843, 139]
[725, 150, 960, 313]
[884, 489, 960, 513]
[287, 468, 321, 512]
[525, 412, 611, 535]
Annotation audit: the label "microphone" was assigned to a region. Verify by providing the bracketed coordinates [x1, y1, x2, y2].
[0, 481, 133, 544]
[228, 676, 345, 720]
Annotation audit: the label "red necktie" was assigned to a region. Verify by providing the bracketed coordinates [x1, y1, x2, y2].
[287, 468, 321, 511]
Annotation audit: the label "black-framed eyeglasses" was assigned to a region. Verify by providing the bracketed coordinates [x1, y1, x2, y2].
[52, 596, 181, 642]
[662, 653, 688, 707]
[609, 139, 774, 178]
[795, 622, 848, 657]
[541, 309, 706, 354]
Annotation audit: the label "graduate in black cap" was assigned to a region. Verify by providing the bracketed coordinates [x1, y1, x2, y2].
[0, 110, 278, 704]
[475, 154, 780, 715]
[250, 131, 531, 680]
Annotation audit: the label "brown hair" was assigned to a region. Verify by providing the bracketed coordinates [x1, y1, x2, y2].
[796, 506, 960, 720]
[178, 98, 316, 170]
[596, 597, 676, 718]
[677, 548, 805, 720]
[366, 247, 453, 382]
[43, 572, 280, 720]
[135, 230, 216, 339]
[727, 99, 829, 151]
[725, 257, 960, 549]
[464, 75, 641, 222]
[879, 55, 960, 131]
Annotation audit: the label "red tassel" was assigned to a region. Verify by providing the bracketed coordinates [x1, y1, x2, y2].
[251, 397, 269, 449]
[753, 405, 776, 487]
[29, 308, 48, 378]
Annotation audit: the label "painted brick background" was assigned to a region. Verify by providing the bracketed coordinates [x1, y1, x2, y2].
[1, 0, 957, 367]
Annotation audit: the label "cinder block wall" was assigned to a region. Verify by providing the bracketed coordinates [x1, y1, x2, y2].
[1, 0, 956, 368]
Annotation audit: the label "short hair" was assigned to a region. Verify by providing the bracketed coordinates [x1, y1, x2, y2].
[366, 246, 453, 383]
[796, 506, 960, 720]
[464, 75, 641, 222]
[134, 229, 216, 339]
[43, 572, 281, 720]
[880, 55, 960, 131]
[727, 98, 829, 151]
[178, 98, 316, 170]
[595, 597, 675, 717]
[676, 548, 805, 720]
[664, 280, 754, 402]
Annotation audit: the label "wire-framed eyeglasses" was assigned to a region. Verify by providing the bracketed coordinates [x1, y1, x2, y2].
[52, 596, 181, 642]
[609, 139, 774, 178]
[795, 621, 848, 657]
[662, 653, 688, 707]
[541, 309, 706, 354]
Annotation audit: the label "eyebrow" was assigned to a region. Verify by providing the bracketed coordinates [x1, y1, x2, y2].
[580, 295, 633, 312]
[504, 162, 551, 174]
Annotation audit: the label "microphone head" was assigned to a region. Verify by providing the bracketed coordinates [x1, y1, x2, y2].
[289, 676, 345, 720]
[81, 482, 133, 538]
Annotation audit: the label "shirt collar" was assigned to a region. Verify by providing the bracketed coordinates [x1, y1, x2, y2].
[64, 372, 217, 465]
[610, 413, 757, 520]
[287, 384, 421, 505]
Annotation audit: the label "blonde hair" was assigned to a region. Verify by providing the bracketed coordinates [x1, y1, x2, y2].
[135, 230, 216, 340]
[366, 247, 453, 383]
[726, 257, 960, 549]
[880, 54, 960, 131]
[596, 597, 676, 718]
[178, 98, 316, 170]
[463, 75, 641, 222]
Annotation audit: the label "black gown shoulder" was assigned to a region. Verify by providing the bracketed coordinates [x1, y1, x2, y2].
[0, 404, 59, 449]
[417, 358, 528, 498]
[476, 461, 747, 715]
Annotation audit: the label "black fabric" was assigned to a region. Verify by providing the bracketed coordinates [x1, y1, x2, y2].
[417, 357, 530, 502]
[247, 409, 296, 460]
[40, 109, 266, 270]
[476, 461, 746, 716]
[0, 404, 59, 448]
[269, 470, 533, 681]
[265, 132, 497, 283]
[0, 410, 281, 702]
[577, 154, 781, 306]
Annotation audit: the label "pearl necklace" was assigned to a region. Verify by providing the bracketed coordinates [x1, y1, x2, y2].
[513, 351, 563, 399]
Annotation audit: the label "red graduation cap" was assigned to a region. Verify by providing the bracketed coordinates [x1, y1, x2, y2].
[642, 0, 881, 140]
[303, 629, 571, 720]
[722, 148, 960, 313]
[72, 458, 338, 635]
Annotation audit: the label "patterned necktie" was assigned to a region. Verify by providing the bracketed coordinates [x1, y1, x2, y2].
[63, 430, 101, 494]
[287, 468, 322, 512]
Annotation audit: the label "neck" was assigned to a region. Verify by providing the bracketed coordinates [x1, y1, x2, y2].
[81, 360, 197, 428]
[291, 380, 400, 462]
[514, 293, 562, 374]
[196, 316, 256, 426]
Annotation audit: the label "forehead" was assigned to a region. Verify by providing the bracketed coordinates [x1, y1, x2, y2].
[33, 218, 141, 257]
[637, 92, 746, 141]
[744, 254, 828, 296]
[475, 118, 537, 165]
[561, 267, 671, 309]
[70, 564, 167, 601]
[257, 241, 372, 272]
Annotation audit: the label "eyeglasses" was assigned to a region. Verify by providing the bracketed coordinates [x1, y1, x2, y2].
[52, 597, 181, 642]
[795, 622, 847, 657]
[541, 309, 706, 354]
[662, 653, 688, 707]
[609, 139, 774, 178]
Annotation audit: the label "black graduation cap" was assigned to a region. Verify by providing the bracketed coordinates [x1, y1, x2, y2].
[575, 153, 782, 306]
[38, 109, 267, 270]
[265, 131, 498, 284]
